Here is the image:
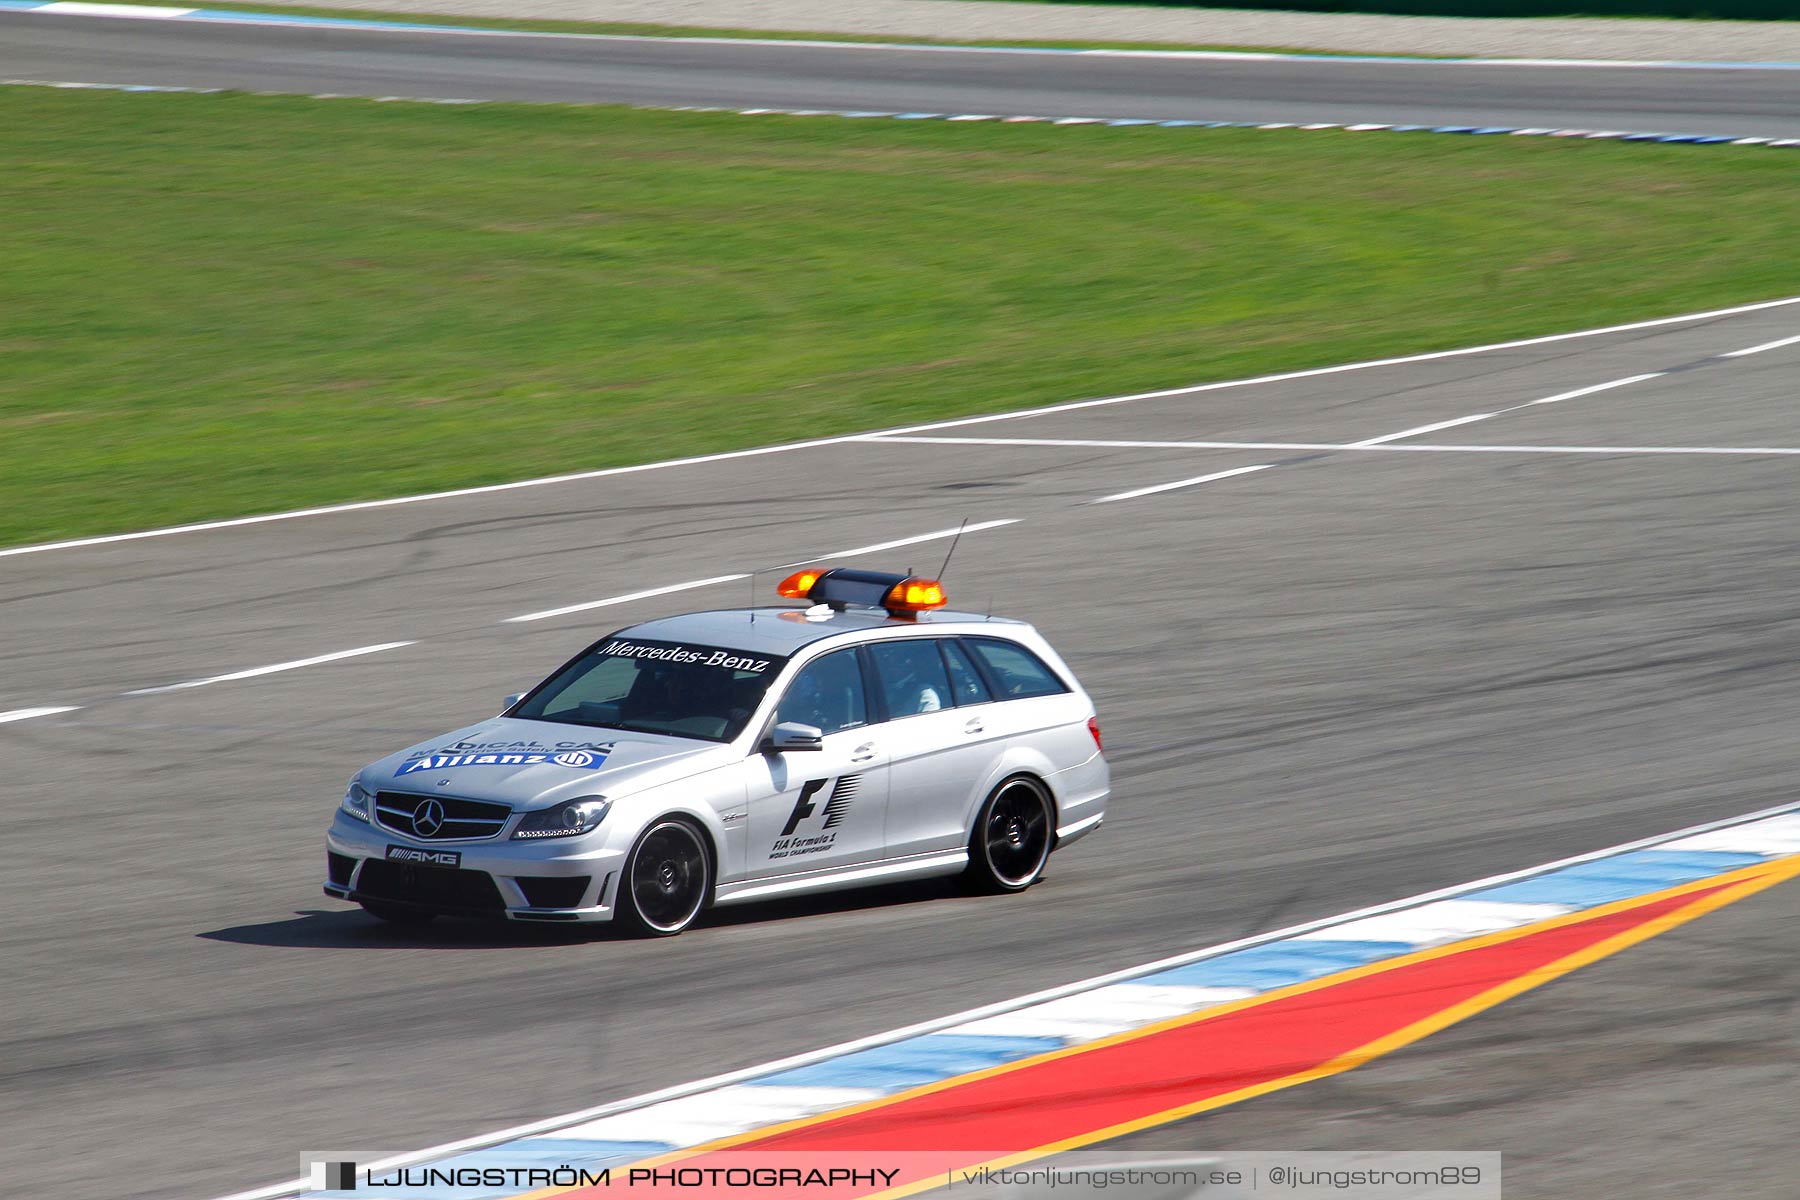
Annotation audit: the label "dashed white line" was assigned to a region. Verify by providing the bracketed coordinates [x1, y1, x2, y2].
[1722, 333, 1800, 358]
[1359, 442, 1800, 456]
[504, 521, 1020, 624]
[1092, 464, 1272, 504]
[0, 705, 81, 724]
[6, 296, 1797, 561]
[866, 435, 1800, 456]
[1082, 367, 1676, 502]
[1526, 371, 1664, 405]
[871, 435, 1331, 451]
[781, 519, 1021, 567]
[504, 574, 752, 625]
[1348, 412, 1496, 447]
[122, 642, 415, 695]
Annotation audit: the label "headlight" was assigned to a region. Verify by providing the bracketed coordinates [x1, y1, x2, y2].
[340, 781, 371, 823]
[513, 796, 610, 840]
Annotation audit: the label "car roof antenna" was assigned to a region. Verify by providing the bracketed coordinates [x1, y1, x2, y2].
[936, 517, 970, 582]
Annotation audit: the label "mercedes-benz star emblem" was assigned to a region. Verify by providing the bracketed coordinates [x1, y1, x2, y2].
[412, 798, 446, 838]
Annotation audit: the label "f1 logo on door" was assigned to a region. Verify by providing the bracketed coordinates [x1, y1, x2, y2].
[780, 774, 861, 836]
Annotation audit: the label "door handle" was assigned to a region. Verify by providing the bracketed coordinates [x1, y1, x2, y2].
[852, 743, 877, 762]
[964, 718, 984, 735]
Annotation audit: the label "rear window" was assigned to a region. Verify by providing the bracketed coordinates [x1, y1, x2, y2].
[940, 639, 993, 707]
[514, 638, 786, 742]
[867, 640, 954, 719]
[964, 637, 1068, 701]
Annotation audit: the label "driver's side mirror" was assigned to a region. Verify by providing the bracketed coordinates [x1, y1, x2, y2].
[762, 721, 824, 753]
[500, 692, 525, 714]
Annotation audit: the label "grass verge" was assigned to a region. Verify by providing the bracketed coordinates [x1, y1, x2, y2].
[3, 86, 1798, 548]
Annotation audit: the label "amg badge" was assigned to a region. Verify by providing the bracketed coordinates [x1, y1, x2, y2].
[386, 845, 461, 867]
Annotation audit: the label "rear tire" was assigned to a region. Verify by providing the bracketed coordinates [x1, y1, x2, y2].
[616, 818, 712, 937]
[964, 776, 1053, 894]
[359, 900, 437, 925]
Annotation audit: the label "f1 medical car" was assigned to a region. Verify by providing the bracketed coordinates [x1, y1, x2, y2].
[325, 568, 1108, 935]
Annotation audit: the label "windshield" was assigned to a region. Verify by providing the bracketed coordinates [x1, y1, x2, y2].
[512, 638, 788, 743]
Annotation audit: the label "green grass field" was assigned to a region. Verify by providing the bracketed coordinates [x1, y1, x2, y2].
[4, 87, 1798, 548]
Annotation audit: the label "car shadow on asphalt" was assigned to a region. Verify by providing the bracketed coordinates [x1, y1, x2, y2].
[196, 877, 975, 948]
[196, 908, 595, 949]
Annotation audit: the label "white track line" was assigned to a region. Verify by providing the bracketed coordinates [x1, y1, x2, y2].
[1348, 412, 1495, 447]
[504, 521, 1018, 624]
[1091, 464, 1272, 504]
[1092, 369, 1671, 502]
[33, 2, 194, 15]
[0, 705, 81, 724]
[1722, 333, 1800, 358]
[1361, 442, 1800, 456]
[778, 519, 1020, 567]
[0, 439, 883, 563]
[875, 435, 1330, 450]
[122, 641, 415, 695]
[505, 574, 752, 624]
[1525, 371, 1664, 405]
[213, 796, 1800, 1200]
[870, 435, 1800, 456]
[7, 296, 1798, 562]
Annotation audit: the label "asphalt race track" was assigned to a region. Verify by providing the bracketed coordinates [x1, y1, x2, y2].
[4, 11, 1800, 137]
[5, 298, 1800, 1198]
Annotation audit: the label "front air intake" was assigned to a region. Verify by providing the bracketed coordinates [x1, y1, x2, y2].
[515, 875, 592, 909]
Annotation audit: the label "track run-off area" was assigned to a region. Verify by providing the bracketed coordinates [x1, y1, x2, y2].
[4, 3, 1800, 138]
[5, 295, 1800, 1198]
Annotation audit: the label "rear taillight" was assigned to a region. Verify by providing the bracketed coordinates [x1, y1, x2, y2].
[1087, 716, 1103, 751]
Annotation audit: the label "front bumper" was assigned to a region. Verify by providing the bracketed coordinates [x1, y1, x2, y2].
[325, 810, 627, 922]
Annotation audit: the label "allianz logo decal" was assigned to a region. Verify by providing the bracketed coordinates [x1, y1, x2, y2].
[397, 748, 610, 775]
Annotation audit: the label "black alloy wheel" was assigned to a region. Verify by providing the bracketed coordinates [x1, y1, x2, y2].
[619, 819, 712, 936]
[966, 777, 1053, 893]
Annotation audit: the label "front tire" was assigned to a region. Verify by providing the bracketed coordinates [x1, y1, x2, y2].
[965, 776, 1053, 894]
[616, 818, 712, 937]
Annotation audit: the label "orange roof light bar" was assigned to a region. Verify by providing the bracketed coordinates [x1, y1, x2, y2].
[776, 567, 947, 614]
[884, 576, 948, 612]
[776, 569, 825, 599]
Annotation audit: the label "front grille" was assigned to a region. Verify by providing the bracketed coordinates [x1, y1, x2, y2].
[515, 875, 592, 909]
[374, 791, 511, 840]
[327, 852, 355, 886]
[355, 860, 506, 912]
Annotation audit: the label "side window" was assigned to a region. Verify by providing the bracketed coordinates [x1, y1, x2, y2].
[940, 639, 993, 707]
[774, 649, 867, 736]
[965, 638, 1068, 700]
[867, 640, 954, 720]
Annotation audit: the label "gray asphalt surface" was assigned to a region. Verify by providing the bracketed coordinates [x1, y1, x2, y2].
[6, 13, 1800, 137]
[5, 301, 1799, 1199]
[240, 0, 1800, 62]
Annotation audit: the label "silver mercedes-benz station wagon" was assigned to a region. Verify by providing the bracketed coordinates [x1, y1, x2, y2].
[324, 567, 1108, 935]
